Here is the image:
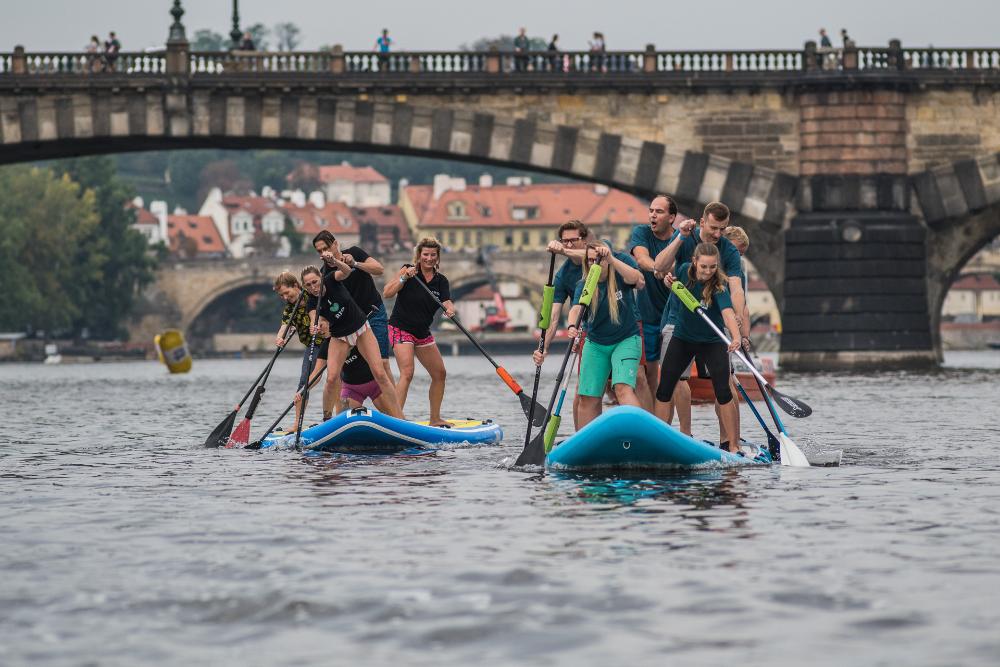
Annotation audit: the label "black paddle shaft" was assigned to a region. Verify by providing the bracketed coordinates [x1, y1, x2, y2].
[524, 253, 558, 449]
[247, 367, 327, 449]
[295, 268, 327, 445]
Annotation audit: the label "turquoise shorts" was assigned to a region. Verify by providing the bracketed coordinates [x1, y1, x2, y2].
[578, 335, 642, 397]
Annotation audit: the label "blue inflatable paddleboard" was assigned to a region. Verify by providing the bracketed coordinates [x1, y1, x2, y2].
[260, 406, 503, 453]
[545, 405, 771, 471]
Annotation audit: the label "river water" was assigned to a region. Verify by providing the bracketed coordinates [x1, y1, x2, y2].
[1, 351, 999, 666]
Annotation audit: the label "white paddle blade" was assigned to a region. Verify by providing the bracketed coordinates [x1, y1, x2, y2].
[779, 432, 811, 467]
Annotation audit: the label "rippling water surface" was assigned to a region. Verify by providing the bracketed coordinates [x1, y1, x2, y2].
[2, 352, 999, 666]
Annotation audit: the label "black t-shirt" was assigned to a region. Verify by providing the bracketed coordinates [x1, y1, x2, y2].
[338, 246, 384, 318]
[388, 266, 451, 339]
[307, 273, 367, 337]
[341, 346, 375, 385]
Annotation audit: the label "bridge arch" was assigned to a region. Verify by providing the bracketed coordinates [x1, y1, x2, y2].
[912, 153, 1000, 351]
[0, 94, 796, 228]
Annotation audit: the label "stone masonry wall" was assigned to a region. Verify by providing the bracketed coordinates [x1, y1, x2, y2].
[908, 89, 1000, 171]
[405, 90, 801, 175]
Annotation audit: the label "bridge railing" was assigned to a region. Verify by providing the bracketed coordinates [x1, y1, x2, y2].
[3, 46, 1000, 77]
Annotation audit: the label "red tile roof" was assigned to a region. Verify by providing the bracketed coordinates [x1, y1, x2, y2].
[403, 182, 646, 228]
[222, 194, 280, 217]
[281, 201, 359, 237]
[318, 164, 388, 184]
[351, 205, 413, 251]
[952, 273, 1000, 290]
[126, 202, 158, 225]
[166, 214, 226, 256]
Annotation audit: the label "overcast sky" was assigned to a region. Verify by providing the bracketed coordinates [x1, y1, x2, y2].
[3, 0, 996, 52]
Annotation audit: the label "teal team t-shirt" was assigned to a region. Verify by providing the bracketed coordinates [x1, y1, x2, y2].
[671, 261, 734, 344]
[661, 229, 744, 328]
[571, 251, 641, 345]
[627, 224, 674, 325]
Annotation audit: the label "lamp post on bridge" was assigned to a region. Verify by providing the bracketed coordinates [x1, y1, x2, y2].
[166, 0, 189, 76]
[230, 0, 242, 50]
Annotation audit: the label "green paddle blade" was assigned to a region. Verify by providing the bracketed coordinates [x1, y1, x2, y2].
[671, 281, 702, 312]
[577, 264, 602, 307]
[543, 414, 562, 453]
[538, 285, 555, 329]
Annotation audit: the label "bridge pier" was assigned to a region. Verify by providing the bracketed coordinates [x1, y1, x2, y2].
[780, 208, 937, 371]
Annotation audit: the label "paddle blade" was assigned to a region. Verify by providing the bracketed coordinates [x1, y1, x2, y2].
[768, 386, 812, 418]
[514, 427, 548, 468]
[779, 432, 811, 467]
[227, 417, 251, 448]
[519, 391, 548, 427]
[204, 410, 237, 448]
[543, 414, 562, 453]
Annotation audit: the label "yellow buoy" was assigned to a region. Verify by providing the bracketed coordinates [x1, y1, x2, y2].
[154, 329, 192, 374]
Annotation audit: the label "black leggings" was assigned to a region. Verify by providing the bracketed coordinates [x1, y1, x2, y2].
[656, 337, 733, 405]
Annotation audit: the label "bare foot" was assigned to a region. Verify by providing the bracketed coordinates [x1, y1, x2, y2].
[429, 419, 452, 428]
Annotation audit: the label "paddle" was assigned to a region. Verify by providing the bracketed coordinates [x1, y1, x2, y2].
[245, 366, 328, 450]
[671, 281, 811, 467]
[541, 332, 583, 455]
[226, 328, 293, 447]
[514, 263, 602, 467]
[203, 303, 300, 449]
[295, 268, 327, 446]
[731, 370, 781, 460]
[523, 252, 558, 452]
[670, 282, 812, 419]
[409, 269, 547, 427]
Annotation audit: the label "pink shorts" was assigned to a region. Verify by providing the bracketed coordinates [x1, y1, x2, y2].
[340, 379, 382, 404]
[388, 324, 435, 347]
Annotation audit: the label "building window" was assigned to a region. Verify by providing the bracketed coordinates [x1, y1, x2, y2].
[511, 206, 538, 220]
[521, 230, 531, 246]
[476, 231, 483, 245]
[463, 230, 471, 245]
[448, 231, 457, 246]
[504, 229, 514, 246]
[476, 204, 492, 217]
[447, 201, 468, 220]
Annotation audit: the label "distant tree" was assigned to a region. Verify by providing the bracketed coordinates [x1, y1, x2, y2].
[273, 22, 302, 51]
[50, 157, 156, 339]
[249, 229, 281, 257]
[176, 232, 200, 259]
[246, 23, 270, 51]
[197, 160, 252, 206]
[0, 166, 101, 334]
[461, 34, 547, 51]
[280, 216, 306, 255]
[191, 29, 226, 51]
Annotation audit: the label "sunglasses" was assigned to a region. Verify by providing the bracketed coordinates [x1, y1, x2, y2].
[560, 236, 583, 243]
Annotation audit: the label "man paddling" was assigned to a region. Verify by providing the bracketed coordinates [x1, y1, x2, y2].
[628, 195, 690, 417]
[312, 231, 394, 421]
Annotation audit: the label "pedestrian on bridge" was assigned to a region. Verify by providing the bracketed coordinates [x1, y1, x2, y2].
[375, 29, 392, 72]
[514, 27, 530, 72]
[103, 31, 121, 72]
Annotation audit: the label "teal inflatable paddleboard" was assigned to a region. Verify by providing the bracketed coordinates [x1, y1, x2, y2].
[545, 405, 771, 471]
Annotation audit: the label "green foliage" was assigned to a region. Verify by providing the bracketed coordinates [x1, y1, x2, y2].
[118, 149, 570, 211]
[461, 34, 549, 51]
[0, 166, 101, 334]
[48, 157, 157, 339]
[246, 23, 270, 51]
[273, 23, 301, 51]
[192, 29, 226, 51]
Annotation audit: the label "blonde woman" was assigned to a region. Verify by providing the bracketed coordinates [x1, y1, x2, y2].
[658, 243, 742, 451]
[548, 243, 644, 429]
[382, 237, 455, 426]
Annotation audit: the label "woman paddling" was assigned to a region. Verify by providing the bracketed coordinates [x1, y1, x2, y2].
[291, 267, 331, 427]
[656, 243, 742, 452]
[535, 243, 644, 429]
[337, 346, 400, 415]
[382, 237, 454, 427]
[306, 266, 406, 421]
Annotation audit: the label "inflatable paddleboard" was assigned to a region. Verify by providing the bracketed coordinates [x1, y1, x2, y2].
[546, 405, 772, 471]
[260, 406, 503, 453]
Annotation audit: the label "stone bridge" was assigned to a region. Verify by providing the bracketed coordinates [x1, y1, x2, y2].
[4, 2, 1000, 367]
[130, 252, 552, 344]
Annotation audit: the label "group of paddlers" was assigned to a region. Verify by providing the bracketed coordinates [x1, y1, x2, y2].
[271, 195, 754, 450]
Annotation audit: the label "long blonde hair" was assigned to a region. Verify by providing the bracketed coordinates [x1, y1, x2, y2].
[686, 243, 728, 306]
[583, 243, 620, 325]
